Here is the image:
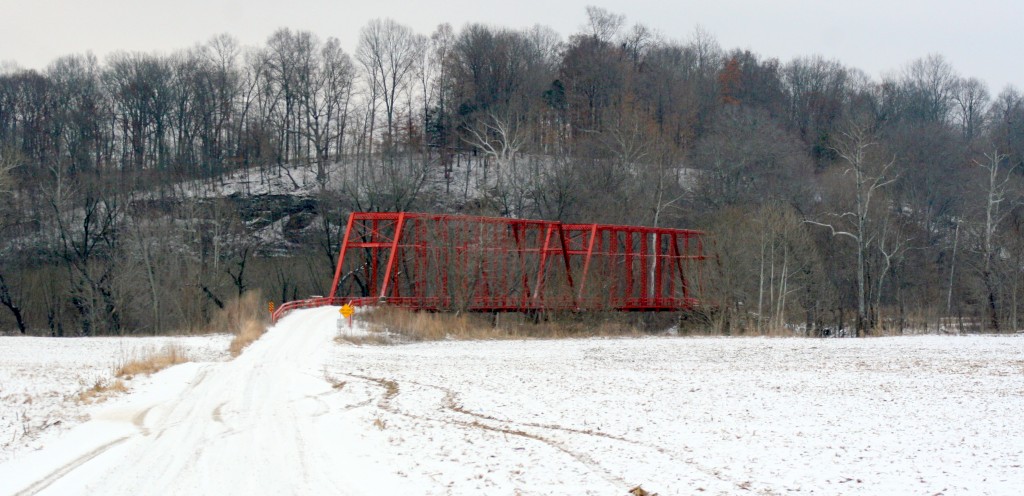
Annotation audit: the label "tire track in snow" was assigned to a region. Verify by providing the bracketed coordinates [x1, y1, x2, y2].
[342, 372, 633, 490]
[13, 436, 129, 496]
[319, 374, 377, 412]
[131, 406, 153, 436]
[17, 397, 164, 494]
[402, 377, 744, 491]
[211, 401, 227, 423]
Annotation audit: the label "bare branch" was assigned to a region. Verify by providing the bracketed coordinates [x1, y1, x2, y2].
[804, 220, 858, 241]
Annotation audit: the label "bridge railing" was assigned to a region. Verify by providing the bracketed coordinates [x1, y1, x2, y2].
[271, 296, 375, 323]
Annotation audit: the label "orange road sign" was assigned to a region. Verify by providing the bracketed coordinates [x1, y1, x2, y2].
[340, 304, 354, 318]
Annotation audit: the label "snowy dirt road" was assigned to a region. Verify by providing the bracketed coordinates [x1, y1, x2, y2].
[1, 307, 1023, 495]
[0, 307, 417, 495]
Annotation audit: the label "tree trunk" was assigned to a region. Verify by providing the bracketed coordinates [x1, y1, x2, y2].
[0, 274, 27, 334]
[983, 270, 1000, 332]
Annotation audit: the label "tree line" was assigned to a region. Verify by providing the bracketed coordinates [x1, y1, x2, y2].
[1, 7, 1022, 336]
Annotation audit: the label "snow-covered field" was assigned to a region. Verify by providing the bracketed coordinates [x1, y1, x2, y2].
[1, 308, 1022, 495]
[0, 335, 231, 465]
[330, 331, 1024, 494]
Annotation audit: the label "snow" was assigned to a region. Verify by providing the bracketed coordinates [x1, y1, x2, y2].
[180, 156, 489, 200]
[329, 333, 1024, 494]
[1, 308, 1022, 495]
[0, 334, 231, 464]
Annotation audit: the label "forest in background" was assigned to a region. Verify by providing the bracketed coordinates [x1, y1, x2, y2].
[1, 7, 1022, 337]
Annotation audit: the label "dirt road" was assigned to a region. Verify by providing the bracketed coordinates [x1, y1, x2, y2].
[1, 306, 412, 495]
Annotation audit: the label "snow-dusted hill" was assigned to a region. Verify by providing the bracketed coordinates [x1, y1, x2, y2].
[1, 310, 1022, 495]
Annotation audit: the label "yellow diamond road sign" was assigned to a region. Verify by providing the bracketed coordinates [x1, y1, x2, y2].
[340, 304, 354, 318]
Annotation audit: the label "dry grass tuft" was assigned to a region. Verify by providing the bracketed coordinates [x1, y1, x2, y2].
[380, 379, 399, 399]
[76, 378, 128, 404]
[336, 332, 396, 346]
[628, 485, 659, 496]
[359, 306, 492, 341]
[357, 306, 670, 343]
[115, 344, 189, 378]
[229, 318, 267, 357]
[207, 290, 270, 357]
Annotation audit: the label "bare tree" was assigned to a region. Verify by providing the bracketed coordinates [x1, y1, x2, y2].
[782, 55, 848, 161]
[807, 123, 897, 335]
[0, 148, 27, 333]
[103, 52, 174, 171]
[52, 188, 125, 335]
[300, 36, 355, 185]
[600, 97, 687, 231]
[755, 203, 819, 333]
[0, 146, 16, 194]
[462, 110, 529, 215]
[0, 272, 26, 334]
[264, 28, 307, 165]
[953, 77, 989, 143]
[692, 106, 813, 209]
[873, 210, 912, 330]
[972, 148, 1020, 331]
[200, 33, 243, 175]
[428, 23, 456, 173]
[357, 19, 425, 148]
[583, 6, 625, 42]
[900, 54, 958, 123]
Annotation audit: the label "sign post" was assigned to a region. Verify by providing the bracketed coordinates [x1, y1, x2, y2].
[340, 304, 354, 328]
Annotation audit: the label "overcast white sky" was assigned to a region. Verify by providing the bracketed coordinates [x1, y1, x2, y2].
[1, 0, 1020, 91]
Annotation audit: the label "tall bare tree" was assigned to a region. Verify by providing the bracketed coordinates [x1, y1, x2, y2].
[357, 19, 425, 148]
[972, 148, 1020, 331]
[807, 123, 898, 335]
[953, 77, 989, 143]
[300, 37, 354, 185]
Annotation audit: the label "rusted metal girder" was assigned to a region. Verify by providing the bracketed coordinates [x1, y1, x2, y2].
[273, 212, 709, 322]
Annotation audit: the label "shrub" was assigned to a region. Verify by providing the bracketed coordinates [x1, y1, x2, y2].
[115, 344, 189, 377]
[354, 306, 679, 343]
[206, 290, 270, 357]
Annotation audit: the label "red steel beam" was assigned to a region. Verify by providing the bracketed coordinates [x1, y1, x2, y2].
[577, 224, 599, 302]
[328, 213, 357, 299]
[378, 212, 407, 300]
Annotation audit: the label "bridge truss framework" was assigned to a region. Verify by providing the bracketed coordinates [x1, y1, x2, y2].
[273, 212, 709, 322]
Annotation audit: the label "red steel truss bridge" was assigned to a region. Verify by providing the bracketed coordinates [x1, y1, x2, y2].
[273, 212, 709, 322]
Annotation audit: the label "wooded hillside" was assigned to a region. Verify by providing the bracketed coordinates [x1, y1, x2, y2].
[1, 8, 1021, 336]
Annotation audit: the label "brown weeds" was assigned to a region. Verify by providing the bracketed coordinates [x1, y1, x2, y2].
[337, 332, 396, 346]
[228, 318, 267, 357]
[628, 485, 659, 496]
[115, 344, 189, 378]
[356, 306, 663, 343]
[76, 378, 128, 404]
[207, 290, 270, 357]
